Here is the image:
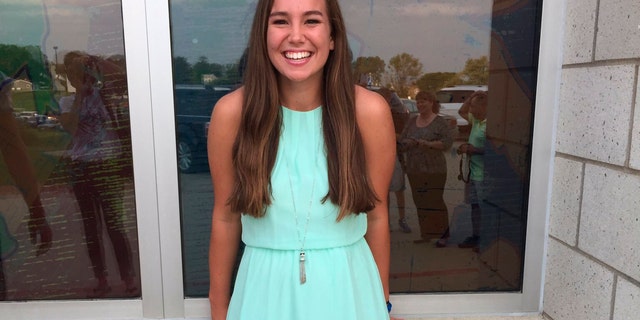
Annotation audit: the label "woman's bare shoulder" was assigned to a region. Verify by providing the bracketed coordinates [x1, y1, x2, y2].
[354, 85, 390, 122]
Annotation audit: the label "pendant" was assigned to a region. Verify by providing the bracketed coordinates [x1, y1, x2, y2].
[299, 251, 306, 284]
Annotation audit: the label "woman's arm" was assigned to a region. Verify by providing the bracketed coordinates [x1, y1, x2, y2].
[397, 115, 417, 152]
[58, 94, 86, 135]
[355, 85, 395, 306]
[458, 97, 472, 122]
[207, 89, 244, 320]
[420, 139, 445, 150]
[460, 143, 485, 155]
[59, 56, 97, 135]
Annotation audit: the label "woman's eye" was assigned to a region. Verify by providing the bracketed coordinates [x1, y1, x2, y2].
[271, 19, 287, 25]
[306, 19, 320, 25]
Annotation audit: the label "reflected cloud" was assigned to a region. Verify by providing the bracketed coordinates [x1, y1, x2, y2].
[340, 0, 491, 72]
[0, 1, 45, 17]
[398, 1, 491, 18]
[464, 34, 483, 48]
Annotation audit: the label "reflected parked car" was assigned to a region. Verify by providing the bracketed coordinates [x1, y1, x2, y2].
[16, 111, 37, 124]
[174, 84, 232, 173]
[436, 85, 487, 134]
[401, 98, 416, 114]
[37, 115, 62, 130]
[15, 111, 60, 129]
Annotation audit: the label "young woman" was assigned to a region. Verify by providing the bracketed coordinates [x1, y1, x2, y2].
[207, 0, 398, 319]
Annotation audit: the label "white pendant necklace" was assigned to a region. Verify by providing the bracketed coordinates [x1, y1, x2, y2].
[284, 143, 319, 285]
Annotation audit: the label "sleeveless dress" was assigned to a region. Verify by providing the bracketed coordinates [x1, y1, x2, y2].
[226, 106, 390, 320]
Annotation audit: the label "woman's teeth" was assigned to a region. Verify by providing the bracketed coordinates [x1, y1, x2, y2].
[285, 52, 311, 60]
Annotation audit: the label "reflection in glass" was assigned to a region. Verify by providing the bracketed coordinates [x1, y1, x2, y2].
[170, 0, 541, 297]
[398, 91, 454, 244]
[0, 0, 140, 300]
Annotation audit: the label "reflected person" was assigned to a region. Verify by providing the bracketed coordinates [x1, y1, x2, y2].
[58, 52, 136, 297]
[376, 87, 411, 234]
[398, 91, 452, 243]
[0, 72, 52, 300]
[456, 90, 487, 249]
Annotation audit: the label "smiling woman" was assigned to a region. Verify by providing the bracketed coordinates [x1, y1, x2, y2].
[206, 0, 397, 319]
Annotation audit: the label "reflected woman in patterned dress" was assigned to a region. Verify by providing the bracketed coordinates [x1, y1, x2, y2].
[398, 91, 453, 244]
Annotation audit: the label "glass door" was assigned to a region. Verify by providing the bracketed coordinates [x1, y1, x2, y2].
[1, 0, 165, 318]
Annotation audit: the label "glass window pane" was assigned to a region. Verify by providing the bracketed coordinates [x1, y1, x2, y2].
[170, 0, 541, 297]
[0, 0, 140, 300]
[169, 1, 250, 298]
[377, 1, 541, 293]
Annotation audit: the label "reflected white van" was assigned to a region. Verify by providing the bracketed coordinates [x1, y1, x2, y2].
[436, 85, 487, 132]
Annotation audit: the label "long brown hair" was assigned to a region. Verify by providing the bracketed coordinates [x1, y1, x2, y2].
[229, 0, 377, 220]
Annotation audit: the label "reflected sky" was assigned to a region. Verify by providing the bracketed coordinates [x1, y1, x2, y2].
[0, 0, 492, 73]
[0, 0, 125, 64]
[168, 0, 492, 72]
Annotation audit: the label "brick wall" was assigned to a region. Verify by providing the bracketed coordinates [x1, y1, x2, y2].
[544, 0, 640, 319]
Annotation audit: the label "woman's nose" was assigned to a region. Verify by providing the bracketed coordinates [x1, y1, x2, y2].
[289, 24, 305, 43]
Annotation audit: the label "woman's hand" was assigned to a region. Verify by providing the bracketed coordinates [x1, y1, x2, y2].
[28, 213, 52, 256]
[420, 140, 434, 149]
[399, 138, 418, 150]
[457, 143, 471, 155]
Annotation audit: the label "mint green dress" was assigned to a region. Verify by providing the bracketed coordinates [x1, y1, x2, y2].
[227, 106, 389, 320]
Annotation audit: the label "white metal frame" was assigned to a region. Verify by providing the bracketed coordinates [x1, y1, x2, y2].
[1, 0, 565, 318]
[2, 0, 164, 318]
[166, 0, 566, 317]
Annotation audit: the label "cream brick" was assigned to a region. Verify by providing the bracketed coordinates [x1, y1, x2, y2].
[613, 277, 640, 320]
[580, 164, 640, 281]
[549, 157, 583, 245]
[563, 0, 597, 64]
[596, 0, 640, 60]
[556, 66, 635, 165]
[544, 239, 614, 320]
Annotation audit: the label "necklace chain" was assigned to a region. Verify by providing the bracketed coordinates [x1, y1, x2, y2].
[284, 141, 319, 284]
[285, 161, 316, 255]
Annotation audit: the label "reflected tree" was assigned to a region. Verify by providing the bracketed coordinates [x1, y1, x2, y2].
[0, 44, 51, 90]
[192, 56, 224, 84]
[387, 52, 422, 98]
[416, 72, 457, 93]
[445, 56, 489, 86]
[352, 56, 385, 86]
[172, 55, 246, 86]
[172, 56, 193, 84]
